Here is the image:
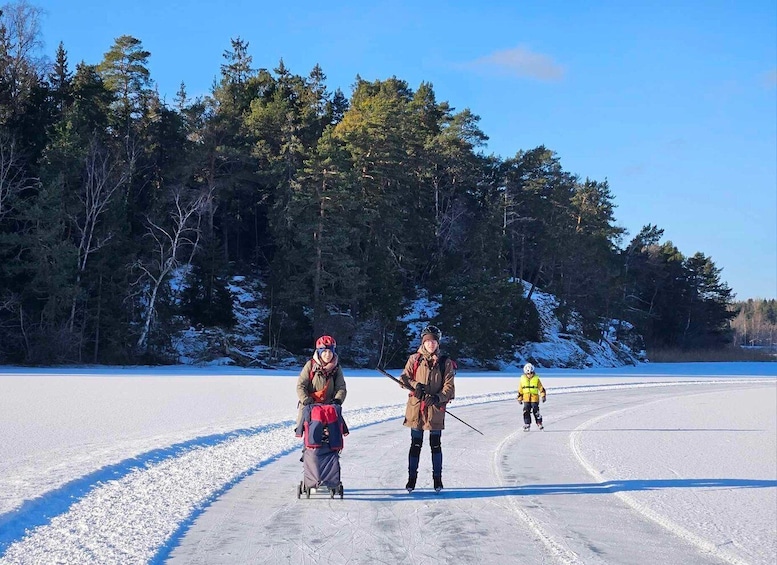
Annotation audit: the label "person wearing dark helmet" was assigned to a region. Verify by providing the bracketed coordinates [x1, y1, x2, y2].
[296, 335, 347, 430]
[517, 362, 546, 431]
[398, 325, 456, 492]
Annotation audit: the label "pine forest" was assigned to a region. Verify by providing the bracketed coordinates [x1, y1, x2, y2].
[0, 3, 740, 366]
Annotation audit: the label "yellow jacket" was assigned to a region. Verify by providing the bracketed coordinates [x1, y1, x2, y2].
[518, 373, 546, 402]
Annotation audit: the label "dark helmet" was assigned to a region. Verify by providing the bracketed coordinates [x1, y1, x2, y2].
[315, 335, 336, 350]
[420, 325, 441, 343]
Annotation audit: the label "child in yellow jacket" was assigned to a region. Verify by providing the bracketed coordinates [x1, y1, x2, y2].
[517, 363, 546, 430]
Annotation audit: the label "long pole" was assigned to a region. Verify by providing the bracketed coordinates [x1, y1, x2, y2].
[376, 366, 405, 386]
[376, 367, 484, 435]
[442, 409, 484, 435]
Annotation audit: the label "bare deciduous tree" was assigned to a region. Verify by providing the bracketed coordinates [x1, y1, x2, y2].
[132, 186, 211, 352]
[0, 1, 45, 122]
[0, 130, 33, 218]
[68, 138, 130, 330]
[0, 290, 18, 318]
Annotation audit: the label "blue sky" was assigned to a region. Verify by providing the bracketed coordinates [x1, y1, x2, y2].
[34, 0, 777, 300]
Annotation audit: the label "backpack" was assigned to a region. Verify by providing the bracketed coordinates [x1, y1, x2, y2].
[411, 354, 455, 377]
[296, 403, 348, 450]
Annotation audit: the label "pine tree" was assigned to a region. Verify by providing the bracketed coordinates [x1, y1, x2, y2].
[97, 35, 152, 129]
[332, 77, 423, 322]
[681, 252, 734, 347]
[48, 41, 72, 116]
[438, 273, 540, 365]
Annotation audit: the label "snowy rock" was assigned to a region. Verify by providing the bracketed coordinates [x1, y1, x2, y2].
[173, 275, 644, 369]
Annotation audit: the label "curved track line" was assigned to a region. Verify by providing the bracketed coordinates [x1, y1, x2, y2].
[492, 429, 584, 564]
[569, 393, 753, 565]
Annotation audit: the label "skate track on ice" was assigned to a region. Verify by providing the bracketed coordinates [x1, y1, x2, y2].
[1, 380, 775, 565]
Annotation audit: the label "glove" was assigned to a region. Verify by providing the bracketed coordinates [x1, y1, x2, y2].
[414, 383, 426, 399]
[517, 397, 523, 404]
[332, 398, 342, 405]
[302, 397, 314, 406]
[424, 393, 440, 407]
[542, 396, 546, 403]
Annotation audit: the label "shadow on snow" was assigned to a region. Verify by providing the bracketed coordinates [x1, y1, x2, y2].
[541, 428, 765, 432]
[343, 478, 777, 501]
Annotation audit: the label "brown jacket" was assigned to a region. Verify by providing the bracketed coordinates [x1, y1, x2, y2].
[296, 355, 347, 427]
[399, 347, 456, 430]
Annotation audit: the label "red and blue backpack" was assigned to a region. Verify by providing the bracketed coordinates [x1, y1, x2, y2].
[296, 403, 348, 450]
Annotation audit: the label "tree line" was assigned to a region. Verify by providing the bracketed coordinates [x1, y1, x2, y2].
[0, 2, 736, 366]
[731, 299, 777, 348]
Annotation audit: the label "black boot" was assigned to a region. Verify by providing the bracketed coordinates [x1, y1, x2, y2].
[406, 474, 417, 492]
[433, 475, 443, 492]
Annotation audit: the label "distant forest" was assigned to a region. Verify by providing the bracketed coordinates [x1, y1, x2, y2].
[731, 300, 777, 348]
[0, 2, 737, 365]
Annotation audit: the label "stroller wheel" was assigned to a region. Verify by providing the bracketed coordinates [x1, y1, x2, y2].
[297, 481, 303, 499]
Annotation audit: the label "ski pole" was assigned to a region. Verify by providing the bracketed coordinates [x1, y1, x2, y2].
[442, 409, 483, 435]
[376, 367, 484, 435]
[376, 366, 405, 387]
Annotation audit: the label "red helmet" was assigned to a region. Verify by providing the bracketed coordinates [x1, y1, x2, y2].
[315, 335, 336, 349]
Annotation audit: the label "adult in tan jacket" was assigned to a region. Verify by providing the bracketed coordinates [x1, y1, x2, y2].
[296, 335, 347, 430]
[398, 325, 456, 493]
[517, 362, 546, 431]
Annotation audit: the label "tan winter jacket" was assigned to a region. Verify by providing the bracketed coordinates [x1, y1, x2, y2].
[296, 355, 347, 427]
[399, 347, 456, 431]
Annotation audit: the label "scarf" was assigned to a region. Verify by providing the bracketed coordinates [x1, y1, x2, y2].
[310, 352, 339, 402]
[416, 345, 439, 371]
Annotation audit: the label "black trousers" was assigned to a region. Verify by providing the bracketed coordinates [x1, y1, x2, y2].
[409, 428, 442, 477]
[523, 402, 542, 425]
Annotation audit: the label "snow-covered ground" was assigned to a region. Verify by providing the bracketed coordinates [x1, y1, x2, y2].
[0, 363, 775, 564]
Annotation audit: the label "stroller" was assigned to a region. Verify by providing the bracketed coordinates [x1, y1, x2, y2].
[295, 403, 348, 499]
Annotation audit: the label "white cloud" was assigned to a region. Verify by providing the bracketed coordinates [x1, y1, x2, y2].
[466, 45, 565, 82]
